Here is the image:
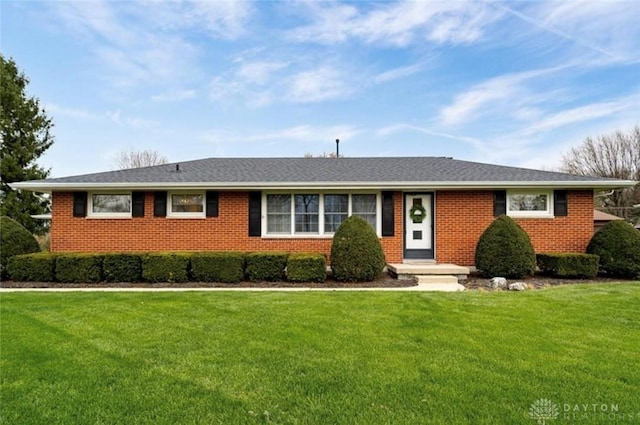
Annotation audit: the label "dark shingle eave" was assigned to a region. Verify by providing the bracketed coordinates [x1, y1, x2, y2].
[8, 156, 637, 192]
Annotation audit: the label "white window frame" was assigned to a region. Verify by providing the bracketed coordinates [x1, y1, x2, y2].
[167, 191, 206, 218]
[262, 192, 381, 238]
[506, 190, 553, 218]
[88, 192, 132, 218]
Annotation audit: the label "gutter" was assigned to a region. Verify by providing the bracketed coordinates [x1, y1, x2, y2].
[9, 179, 637, 193]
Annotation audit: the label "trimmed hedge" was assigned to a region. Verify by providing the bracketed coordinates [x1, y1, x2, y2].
[103, 253, 143, 282]
[475, 215, 536, 279]
[191, 252, 245, 283]
[245, 252, 289, 281]
[1, 216, 40, 278]
[142, 253, 190, 283]
[587, 220, 640, 279]
[537, 252, 599, 278]
[5, 251, 343, 284]
[55, 253, 104, 283]
[330, 216, 386, 282]
[287, 253, 327, 283]
[7, 253, 57, 282]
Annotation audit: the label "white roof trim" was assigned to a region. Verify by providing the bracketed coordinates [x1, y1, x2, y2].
[10, 179, 637, 192]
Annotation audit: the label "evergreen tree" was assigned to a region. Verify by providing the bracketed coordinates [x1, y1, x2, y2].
[1, 55, 54, 234]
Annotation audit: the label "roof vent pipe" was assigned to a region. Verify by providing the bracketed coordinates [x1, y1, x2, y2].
[176, 164, 180, 172]
[336, 139, 340, 158]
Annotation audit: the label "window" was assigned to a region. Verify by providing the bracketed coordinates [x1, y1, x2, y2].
[89, 193, 131, 217]
[353, 194, 376, 228]
[264, 193, 379, 236]
[295, 194, 319, 233]
[324, 194, 348, 233]
[507, 191, 552, 217]
[267, 194, 291, 233]
[168, 192, 205, 217]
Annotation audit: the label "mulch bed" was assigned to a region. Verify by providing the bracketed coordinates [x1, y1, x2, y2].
[2, 273, 634, 290]
[0, 272, 417, 289]
[463, 274, 632, 290]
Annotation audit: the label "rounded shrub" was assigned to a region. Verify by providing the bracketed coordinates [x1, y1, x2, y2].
[587, 220, 640, 279]
[0, 216, 40, 278]
[330, 215, 386, 282]
[475, 215, 536, 279]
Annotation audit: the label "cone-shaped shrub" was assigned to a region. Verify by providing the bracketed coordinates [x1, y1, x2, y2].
[0, 216, 40, 278]
[330, 215, 385, 282]
[587, 220, 640, 279]
[475, 215, 536, 278]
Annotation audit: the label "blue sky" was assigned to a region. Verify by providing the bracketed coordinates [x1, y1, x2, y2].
[3, 0, 639, 178]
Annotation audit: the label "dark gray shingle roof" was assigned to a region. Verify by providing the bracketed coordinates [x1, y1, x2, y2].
[12, 157, 635, 190]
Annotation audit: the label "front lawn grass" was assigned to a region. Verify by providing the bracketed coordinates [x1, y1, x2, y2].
[1, 284, 639, 424]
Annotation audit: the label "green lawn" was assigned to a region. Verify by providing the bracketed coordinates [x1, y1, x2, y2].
[1, 284, 639, 424]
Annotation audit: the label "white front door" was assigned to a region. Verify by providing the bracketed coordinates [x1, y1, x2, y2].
[404, 193, 434, 260]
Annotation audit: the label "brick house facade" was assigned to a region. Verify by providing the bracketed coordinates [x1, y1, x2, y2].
[13, 157, 633, 267]
[48, 189, 595, 266]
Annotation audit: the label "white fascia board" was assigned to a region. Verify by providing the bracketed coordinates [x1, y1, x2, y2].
[9, 179, 637, 192]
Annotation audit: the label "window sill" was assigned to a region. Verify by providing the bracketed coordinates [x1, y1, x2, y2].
[86, 215, 132, 219]
[166, 216, 207, 219]
[262, 234, 383, 239]
[262, 234, 334, 239]
[507, 213, 554, 219]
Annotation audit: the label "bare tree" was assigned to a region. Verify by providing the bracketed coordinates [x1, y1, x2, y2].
[115, 149, 168, 169]
[304, 152, 343, 158]
[561, 125, 640, 222]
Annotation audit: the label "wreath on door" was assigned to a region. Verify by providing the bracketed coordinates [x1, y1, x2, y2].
[409, 204, 427, 223]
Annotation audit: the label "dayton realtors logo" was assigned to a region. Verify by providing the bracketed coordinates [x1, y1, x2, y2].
[529, 399, 560, 424]
[529, 399, 640, 422]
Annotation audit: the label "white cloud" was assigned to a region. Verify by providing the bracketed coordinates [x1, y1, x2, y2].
[287, 67, 352, 103]
[237, 61, 288, 85]
[48, 0, 253, 90]
[151, 89, 197, 102]
[135, 0, 253, 40]
[520, 94, 640, 135]
[439, 66, 566, 126]
[44, 103, 99, 120]
[502, 0, 640, 62]
[288, 0, 504, 46]
[373, 62, 426, 84]
[202, 124, 362, 145]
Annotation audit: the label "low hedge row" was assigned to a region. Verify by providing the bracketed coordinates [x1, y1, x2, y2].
[536, 252, 600, 278]
[7, 251, 328, 283]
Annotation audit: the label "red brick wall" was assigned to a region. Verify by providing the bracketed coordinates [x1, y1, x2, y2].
[434, 190, 594, 266]
[50, 191, 406, 262]
[50, 190, 593, 266]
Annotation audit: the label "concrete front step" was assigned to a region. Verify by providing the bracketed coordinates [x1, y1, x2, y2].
[387, 263, 470, 281]
[417, 275, 459, 284]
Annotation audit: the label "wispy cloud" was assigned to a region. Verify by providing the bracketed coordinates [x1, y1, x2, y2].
[151, 89, 197, 103]
[373, 62, 427, 84]
[501, 0, 640, 63]
[45, 102, 160, 130]
[288, 1, 504, 46]
[287, 67, 353, 103]
[237, 61, 289, 85]
[519, 93, 640, 135]
[439, 65, 567, 126]
[202, 124, 362, 145]
[47, 0, 253, 89]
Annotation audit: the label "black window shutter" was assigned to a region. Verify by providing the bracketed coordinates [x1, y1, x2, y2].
[206, 191, 219, 217]
[153, 191, 167, 217]
[554, 190, 568, 217]
[381, 191, 395, 236]
[248, 191, 262, 237]
[73, 192, 87, 217]
[493, 190, 506, 217]
[132, 192, 145, 217]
